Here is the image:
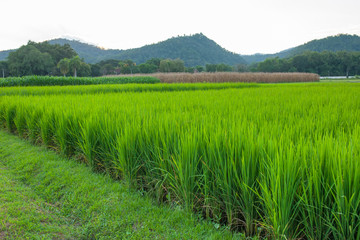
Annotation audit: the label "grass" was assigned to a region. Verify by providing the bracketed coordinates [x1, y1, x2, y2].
[0, 163, 80, 239]
[0, 130, 240, 239]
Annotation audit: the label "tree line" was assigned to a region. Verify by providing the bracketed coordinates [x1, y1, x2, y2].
[1, 41, 359, 78]
[251, 51, 360, 77]
[0, 41, 239, 77]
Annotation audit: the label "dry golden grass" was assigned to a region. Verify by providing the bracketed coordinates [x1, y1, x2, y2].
[150, 72, 319, 83]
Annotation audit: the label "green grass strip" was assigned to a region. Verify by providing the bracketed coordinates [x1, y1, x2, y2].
[0, 163, 80, 239]
[0, 130, 241, 240]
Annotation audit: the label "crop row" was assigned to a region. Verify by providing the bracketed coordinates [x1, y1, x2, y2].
[0, 75, 160, 87]
[0, 82, 258, 96]
[149, 72, 320, 83]
[0, 83, 359, 239]
[0, 72, 319, 87]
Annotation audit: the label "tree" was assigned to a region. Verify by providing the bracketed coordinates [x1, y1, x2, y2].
[77, 62, 91, 77]
[8, 45, 54, 76]
[0, 61, 8, 78]
[205, 64, 217, 72]
[159, 59, 171, 72]
[138, 63, 158, 73]
[337, 51, 353, 78]
[57, 58, 70, 76]
[159, 59, 185, 72]
[5, 40, 77, 77]
[90, 64, 101, 77]
[119, 60, 137, 74]
[145, 58, 161, 68]
[69, 56, 82, 77]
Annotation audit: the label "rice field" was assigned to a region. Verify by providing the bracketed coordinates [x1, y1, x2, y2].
[0, 82, 359, 239]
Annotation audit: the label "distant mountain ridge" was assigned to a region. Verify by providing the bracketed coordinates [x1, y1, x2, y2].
[242, 34, 360, 63]
[49, 33, 247, 66]
[1, 33, 360, 65]
[48, 38, 124, 64]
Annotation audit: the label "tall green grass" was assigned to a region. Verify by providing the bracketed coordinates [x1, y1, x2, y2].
[0, 82, 359, 239]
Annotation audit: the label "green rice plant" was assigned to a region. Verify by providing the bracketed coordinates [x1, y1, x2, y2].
[114, 123, 144, 185]
[77, 115, 101, 170]
[0, 82, 359, 239]
[329, 129, 360, 239]
[24, 108, 42, 144]
[165, 130, 202, 211]
[299, 136, 335, 240]
[39, 112, 54, 147]
[257, 131, 303, 239]
[4, 104, 16, 132]
[13, 103, 27, 138]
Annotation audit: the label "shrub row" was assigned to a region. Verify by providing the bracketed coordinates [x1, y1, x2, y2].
[0, 75, 160, 87]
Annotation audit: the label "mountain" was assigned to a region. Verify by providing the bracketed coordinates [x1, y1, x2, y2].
[51, 33, 246, 66]
[0, 49, 15, 62]
[2, 33, 359, 65]
[242, 34, 360, 63]
[48, 38, 124, 64]
[0, 34, 246, 67]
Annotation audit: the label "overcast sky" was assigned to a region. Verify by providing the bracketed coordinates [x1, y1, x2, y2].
[1, 0, 360, 54]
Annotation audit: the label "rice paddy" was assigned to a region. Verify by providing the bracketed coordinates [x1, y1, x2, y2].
[0, 82, 359, 239]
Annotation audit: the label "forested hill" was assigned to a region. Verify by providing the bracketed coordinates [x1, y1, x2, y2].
[242, 34, 360, 63]
[49, 34, 246, 66]
[48, 39, 123, 64]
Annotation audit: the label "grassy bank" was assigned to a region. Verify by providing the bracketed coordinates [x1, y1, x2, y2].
[0, 131, 238, 239]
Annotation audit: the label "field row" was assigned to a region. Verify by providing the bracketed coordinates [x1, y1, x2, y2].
[0, 72, 319, 87]
[0, 75, 160, 87]
[0, 82, 258, 96]
[0, 83, 359, 239]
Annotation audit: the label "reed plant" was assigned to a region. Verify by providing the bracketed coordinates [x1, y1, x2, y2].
[150, 72, 319, 83]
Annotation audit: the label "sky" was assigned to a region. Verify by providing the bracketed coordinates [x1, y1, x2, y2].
[1, 0, 360, 55]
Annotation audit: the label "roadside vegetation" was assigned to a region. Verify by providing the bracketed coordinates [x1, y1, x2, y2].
[1, 82, 359, 239]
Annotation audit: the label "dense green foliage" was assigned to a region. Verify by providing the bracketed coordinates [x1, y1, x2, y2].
[0, 83, 359, 239]
[242, 34, 360, 63]
[0, 131, 236, 239]
[252, 51, 360, 76]
[0, 76, 160, 87]
[6, 41, 77, 76]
